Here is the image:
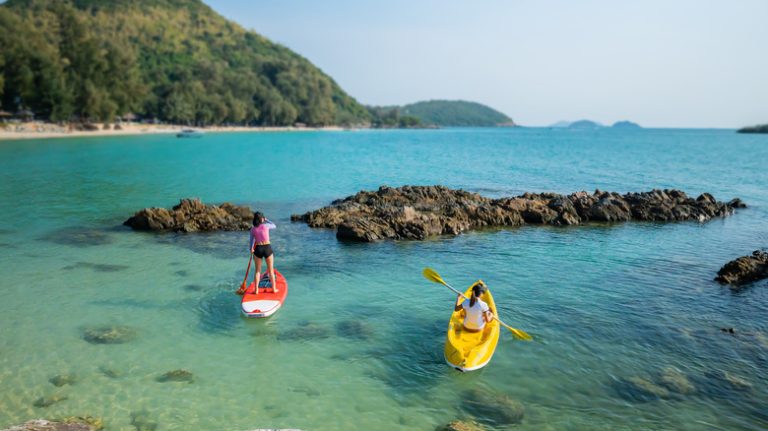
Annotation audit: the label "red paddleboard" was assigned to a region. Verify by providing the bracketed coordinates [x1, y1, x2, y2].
[240, 269, 288, 318]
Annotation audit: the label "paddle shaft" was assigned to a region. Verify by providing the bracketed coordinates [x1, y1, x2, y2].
[240, 254, 253, 288]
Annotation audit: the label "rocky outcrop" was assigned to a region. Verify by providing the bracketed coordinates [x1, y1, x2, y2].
[124, 198, 252, 232]
[715, 250, 768, 285]
[291, 185, 743, 242]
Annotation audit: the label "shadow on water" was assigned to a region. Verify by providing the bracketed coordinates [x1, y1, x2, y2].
[39, 226, 115, 247]
[196, 289, 242, 334]
[62, 261, 129, 272]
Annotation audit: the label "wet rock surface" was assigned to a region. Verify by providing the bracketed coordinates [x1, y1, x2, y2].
[292, 185, 743, 242]
[124, 198, 252, 232]
[715, 250, 768, 285]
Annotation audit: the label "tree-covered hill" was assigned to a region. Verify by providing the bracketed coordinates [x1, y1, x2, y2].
[0, 0, 370, 126]
[399, 100, 514, 127]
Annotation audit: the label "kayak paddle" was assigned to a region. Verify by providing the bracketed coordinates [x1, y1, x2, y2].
[422, 267, 533, 341]
[236, 254, 253, 295]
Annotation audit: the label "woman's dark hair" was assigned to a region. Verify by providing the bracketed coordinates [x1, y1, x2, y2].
[470, 283, 486, 306]
[252, 211, 265, 226]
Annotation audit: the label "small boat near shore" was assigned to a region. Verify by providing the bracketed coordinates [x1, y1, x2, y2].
[176, 129, 204, 138]
[444, 280, 500, 371]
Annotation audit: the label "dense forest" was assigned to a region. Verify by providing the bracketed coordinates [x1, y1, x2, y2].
[400, 100, 514, 127]
[0, 0, 370, 126]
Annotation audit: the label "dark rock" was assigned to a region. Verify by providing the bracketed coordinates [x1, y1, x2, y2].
[727, 198, 746, 208]
[293, 185, 742, 242]
[49, 374, 77, 387]
[33, 394, 68, 408]
[124, 198, 252, 233]
[436, 420, 485, 431]
[460, 388, 524, 425]
[715, 250, 768, 285]
[156, 369, 194, 383]
[82, 326, 136, 344]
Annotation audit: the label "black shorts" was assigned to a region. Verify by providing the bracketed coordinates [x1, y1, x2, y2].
[253, 244, 273, 259]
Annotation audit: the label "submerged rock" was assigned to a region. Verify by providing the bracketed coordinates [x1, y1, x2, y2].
[2, 418, 99, 431]
[436, 420, 485, 431]
[32, 394, 68, 408]
[98, 366, 123, 379]
[60, 417, 103, 431]
[124, 198, 252, 232]
[130, 411, 158, 431]
[49, 374, 77, 387]
[156, 369, 195, 383]
[715, 250, 768, 285]
[292, 185, 743, 242]
[336, 320, 374, 340]
[658, 367, 696, 395]
[615, 376, 671, 401]
[277, 322, 331, 341]
[460, 388, 524, 425]
[42, 227, 114, 247]
[82, 326, 137, 344]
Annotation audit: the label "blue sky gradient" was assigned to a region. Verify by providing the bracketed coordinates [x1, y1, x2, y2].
[206, 0, 767, 128]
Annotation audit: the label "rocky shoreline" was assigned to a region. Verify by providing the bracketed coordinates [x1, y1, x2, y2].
[290, 185, 745, 242]
[715, 250, 768, 286]
[123, 198, 252, 232]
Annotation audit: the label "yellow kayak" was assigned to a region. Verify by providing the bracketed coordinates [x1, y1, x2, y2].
[444, 280, 500, 372]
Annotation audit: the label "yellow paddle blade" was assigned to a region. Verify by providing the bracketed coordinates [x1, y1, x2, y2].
[509, 327, 533, 341]
[422, 267, 446, 285]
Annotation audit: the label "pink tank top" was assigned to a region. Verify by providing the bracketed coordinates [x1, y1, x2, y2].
[249, 221, 276, 249]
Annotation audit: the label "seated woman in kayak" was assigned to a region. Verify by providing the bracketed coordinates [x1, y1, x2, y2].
[455, 282, 493, 331]
[249, 211, 278, 293]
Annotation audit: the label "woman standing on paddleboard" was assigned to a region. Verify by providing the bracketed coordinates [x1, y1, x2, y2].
[249, 211, 278, 292]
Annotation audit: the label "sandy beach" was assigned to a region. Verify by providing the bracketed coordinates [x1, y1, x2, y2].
[0, 122, 345, 141]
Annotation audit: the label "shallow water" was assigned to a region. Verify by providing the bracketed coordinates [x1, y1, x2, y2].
[0, 128, 766, 430]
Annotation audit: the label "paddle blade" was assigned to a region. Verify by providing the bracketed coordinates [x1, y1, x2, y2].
[422, 267, 446, 285]
[509, 327, 533, 341]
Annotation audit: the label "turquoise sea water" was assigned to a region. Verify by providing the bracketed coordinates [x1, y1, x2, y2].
[0, 128, 766, 430]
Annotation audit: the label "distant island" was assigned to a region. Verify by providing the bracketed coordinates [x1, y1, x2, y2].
[367, 100, 514, 129]
[549, 120, 642, 129]
[737, 124, 768, 134]
[612, 120, 642, 129]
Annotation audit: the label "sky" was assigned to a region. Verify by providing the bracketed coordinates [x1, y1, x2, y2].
[203, 0, 768, 128]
